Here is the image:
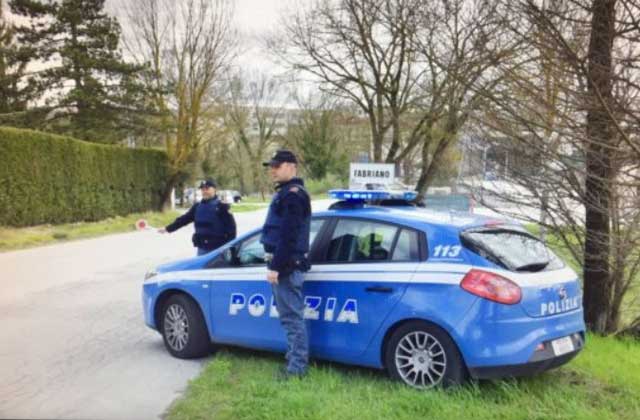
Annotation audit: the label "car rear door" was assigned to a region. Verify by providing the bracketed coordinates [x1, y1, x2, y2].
[305, 217, 424, 360]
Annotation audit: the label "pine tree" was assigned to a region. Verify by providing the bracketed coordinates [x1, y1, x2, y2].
[0, 0, 37, 120]
[9, 0, 148, 143]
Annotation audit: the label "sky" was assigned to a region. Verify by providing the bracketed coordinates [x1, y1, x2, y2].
[106, 0, 297, 73]
[3, 0, 311, 102]
[233, 0, 289, 34]
[228, 0, 294, 72]
[3, 0, 298, 71]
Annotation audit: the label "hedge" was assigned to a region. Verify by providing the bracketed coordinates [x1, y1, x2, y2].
[0, 126, 168, 227]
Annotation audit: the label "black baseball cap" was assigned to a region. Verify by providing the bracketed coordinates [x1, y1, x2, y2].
[199, 178, 217, 189]
[263, 149, 298, 167]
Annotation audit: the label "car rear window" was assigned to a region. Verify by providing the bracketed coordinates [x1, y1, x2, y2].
[392, 229, 421, 261]
[460, 227, 564, 272]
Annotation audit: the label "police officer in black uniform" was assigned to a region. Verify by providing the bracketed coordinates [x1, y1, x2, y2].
[159, 178, 237, 255]
[261, 150, 312, 378]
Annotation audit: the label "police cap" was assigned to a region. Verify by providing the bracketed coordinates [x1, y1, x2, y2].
[199, 178, 217, 189]
[263, 149, 298, 167]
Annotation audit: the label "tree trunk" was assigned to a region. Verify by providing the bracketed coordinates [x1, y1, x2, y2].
[372, 128, 383, 162]
[161, 178, 176, 211]
[414, 134, 433, 202]
[583, 0, 616, 334]
[385, 114, 401, 163]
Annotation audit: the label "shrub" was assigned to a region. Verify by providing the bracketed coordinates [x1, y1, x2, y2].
[0, 126, 168, 226]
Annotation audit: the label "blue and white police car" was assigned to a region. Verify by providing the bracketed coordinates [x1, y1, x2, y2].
[142, 190, 585, 388]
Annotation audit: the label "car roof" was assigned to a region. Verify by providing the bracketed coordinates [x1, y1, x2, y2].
[314, 204, 513, 232]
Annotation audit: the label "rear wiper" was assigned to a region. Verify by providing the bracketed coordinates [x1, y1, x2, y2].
[515, 261, 550, 272]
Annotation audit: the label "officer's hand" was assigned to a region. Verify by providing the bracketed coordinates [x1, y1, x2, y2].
[158, 228, 167, 234]
[267, 270, 279, 285]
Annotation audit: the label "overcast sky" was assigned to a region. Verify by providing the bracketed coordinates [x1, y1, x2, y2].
[106, 0, 296, 73]
[4, 0, 298, 69]
[3, 0, 307, 97]
[229, 0, 294, 72]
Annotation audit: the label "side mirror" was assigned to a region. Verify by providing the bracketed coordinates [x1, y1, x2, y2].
[227, 246, 241, 265]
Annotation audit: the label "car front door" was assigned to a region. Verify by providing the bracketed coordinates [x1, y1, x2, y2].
[206, 219, 328, 351]
[305, 218, 424, 361]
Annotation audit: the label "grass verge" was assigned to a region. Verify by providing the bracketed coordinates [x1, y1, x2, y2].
[0, 210, 181, 251]
[167, 334, 640, 420]
[0, 204, 265, 252]
[230, 203, 269, 212]
[237, 192, 329, 205]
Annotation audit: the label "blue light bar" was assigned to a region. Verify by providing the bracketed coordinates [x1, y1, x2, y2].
[329, 189, 418, 202]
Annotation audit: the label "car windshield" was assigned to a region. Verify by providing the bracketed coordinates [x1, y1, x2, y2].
[461, 227, 564, 272]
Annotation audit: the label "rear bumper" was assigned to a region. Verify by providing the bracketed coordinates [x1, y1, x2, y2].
[469, 332, 585, 379]
[454, 296, 586, 369]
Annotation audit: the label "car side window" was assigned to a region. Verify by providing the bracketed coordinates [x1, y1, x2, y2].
[309, 218, 325, 248]
[326, 219, 397, 263]
[392, 229, 420, 261]
[235, 234, 266, 266]
[214, 219, 325, 268]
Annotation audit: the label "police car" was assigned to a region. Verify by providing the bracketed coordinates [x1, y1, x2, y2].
[142, 189, 585, 388]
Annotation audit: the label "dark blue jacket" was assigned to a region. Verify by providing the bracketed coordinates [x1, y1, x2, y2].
[166, 196, 236, 251]
[260, 177, 311, 274]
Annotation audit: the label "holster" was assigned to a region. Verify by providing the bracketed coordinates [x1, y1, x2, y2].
[192, 233, 217, 249]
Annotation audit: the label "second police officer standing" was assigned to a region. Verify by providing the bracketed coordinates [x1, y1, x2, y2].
[159, 178, 237, 256]
[260, 150, 312, 378]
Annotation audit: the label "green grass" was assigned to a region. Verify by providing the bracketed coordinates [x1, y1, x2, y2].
[0, 210, 181, 251]
[241, 195, 270, 204]
[240, 192, 328, 204]
[230, 203, 269, 212]
[167, 334, 640, 420]
[0, 203, 265, 252]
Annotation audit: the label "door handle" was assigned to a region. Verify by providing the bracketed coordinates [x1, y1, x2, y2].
[365, 286, 393, 293]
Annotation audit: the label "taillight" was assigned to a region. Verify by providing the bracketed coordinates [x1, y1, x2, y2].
[460, 269, 522, 304]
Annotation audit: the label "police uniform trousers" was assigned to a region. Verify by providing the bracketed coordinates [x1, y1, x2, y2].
[272, 270, 309, 374]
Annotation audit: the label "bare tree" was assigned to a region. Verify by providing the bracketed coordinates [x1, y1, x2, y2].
[471, 0, 640, 334]
[405, 0, 518, 199]
[271, 0, 515, 200]
[224, 71, 290, 198]
[123, 0, 237, 206]
[270, 0, 423, 163]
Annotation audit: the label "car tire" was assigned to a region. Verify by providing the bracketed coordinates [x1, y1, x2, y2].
[161, 294, 210, 359]
[385, 321, 467, 388]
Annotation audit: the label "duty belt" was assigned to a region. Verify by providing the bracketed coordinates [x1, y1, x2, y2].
[264, 252, 308, 263]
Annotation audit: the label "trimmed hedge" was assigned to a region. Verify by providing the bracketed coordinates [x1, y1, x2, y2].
[0, 126, 168, 227]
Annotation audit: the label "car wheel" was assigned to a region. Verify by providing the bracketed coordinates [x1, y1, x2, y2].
[161, 294, 210, 359]
[385, 321, 467, 388]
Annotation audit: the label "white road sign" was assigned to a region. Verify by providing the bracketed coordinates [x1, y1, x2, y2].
[349, 163, 395, 189]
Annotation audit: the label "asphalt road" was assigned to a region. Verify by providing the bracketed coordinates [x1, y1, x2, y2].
[0, 200, 332, 420]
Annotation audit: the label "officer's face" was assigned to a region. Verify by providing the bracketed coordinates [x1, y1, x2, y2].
[201, 186, 216, 199]
[269, 162, 296, 183]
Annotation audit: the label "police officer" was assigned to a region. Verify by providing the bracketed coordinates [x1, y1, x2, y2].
[261, 150, 312, 378]
[159, 178, 237, 255]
